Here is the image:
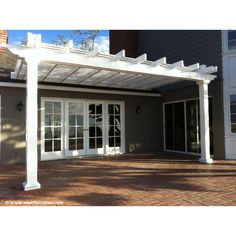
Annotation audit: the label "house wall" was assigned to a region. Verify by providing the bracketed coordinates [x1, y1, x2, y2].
[110, 30, 225, 159]
[109, 30, 138, 57]
[0, 86, 163, 164]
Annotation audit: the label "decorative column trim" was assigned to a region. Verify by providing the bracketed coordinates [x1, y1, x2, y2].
[197, 79, 213, 164]
[22, 57, 41, 190]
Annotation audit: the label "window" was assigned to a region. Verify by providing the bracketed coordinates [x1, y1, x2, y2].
[230, 95, 236, 133]
[228, 30, 236, 50]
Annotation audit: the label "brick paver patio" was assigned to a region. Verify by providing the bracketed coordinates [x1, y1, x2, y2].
[0, 153, 236, 206]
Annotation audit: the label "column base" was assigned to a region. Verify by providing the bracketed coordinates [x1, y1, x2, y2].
[22, 181, 41, 191]
[198, 156, 213, 164]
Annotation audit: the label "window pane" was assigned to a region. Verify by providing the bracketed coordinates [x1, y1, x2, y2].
[165, 104, 174, 150]
[69, 103, 76, 115]
[109, 115, 115, 125]
[109, 137, 115, 147]
[89, 115, 96, 125]
[228, 30, 236, 40]
[89, 126, 96, 137]
[109, 126, 114, 137]
[45, 114, 52, 126]
[89, 138, 96, 149]
[77, 139, 83, 150]
[115, 126, 121, 136]
[69, 139, 76, 150]
[69, 115, 76, 126]
[173, 102, 185, 151]
[45, 127, 52, 139]
[76, 115, 83, 126]
[115, 137, 121, 147]
[97, 138, 103, 148]
[45, 140, 52, 152]
[77, 127, 83, 137]
[75, 104, 83, 114]
[54, 140, 61, 151]
[89, 104, 95, 114]
[108, 104, 114, 114]
[231, 114, 236, 123]
[69, 127, 76, 138]
[114, 116, 120, 125]
[45, 102, 53, 113]
[54, 128, 61, 139]
[96, 104, 102, 114]
[96, 115, 103, 125]
[54, 115, 61, 126]
[230, 95, 236, 104]
[186, 100, 199, 153]
[231, 104, 236, 113]
[232, 123, 236, 133]
[114, 104, 120, 114]
[54, 102, 61, 114]
[96, 125, 103, 137]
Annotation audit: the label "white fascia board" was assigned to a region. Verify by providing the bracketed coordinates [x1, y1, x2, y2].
[0, 82, 161, 97]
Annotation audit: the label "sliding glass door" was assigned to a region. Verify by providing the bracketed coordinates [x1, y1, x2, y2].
[164, 98, 213, 155]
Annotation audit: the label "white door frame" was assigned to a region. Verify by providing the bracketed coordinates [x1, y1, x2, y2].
[40, 97, 125, 160]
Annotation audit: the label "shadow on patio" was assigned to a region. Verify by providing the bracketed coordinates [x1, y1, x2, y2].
[1, 153, 236, 206]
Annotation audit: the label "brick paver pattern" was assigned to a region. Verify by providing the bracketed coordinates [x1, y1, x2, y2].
[0, 153, 236, 206]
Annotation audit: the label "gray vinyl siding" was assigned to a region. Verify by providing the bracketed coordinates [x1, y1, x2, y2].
[138, 30, 222, 79]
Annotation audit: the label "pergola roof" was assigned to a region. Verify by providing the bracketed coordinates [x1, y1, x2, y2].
[2, 33, 217, 92]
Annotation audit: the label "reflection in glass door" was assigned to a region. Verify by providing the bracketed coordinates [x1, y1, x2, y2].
[87, 102, 104, 155]
[41, 99, 64, 160]
[106, 103, 123, 153]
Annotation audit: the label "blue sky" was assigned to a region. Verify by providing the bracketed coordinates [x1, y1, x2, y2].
[7, 30, 110, 53]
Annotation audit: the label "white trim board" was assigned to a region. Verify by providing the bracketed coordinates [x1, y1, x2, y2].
[0, 82, 161, 97]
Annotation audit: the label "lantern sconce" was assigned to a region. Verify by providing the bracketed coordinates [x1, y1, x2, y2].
[17, 101, 24, 112]
[135, 105, 141, 114]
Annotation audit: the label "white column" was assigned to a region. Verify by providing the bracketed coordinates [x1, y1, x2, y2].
[197, 80, 213, 164]
[22, 57, 41, 190]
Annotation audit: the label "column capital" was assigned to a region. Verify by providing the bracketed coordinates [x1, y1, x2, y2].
[196, 79, 212, 85]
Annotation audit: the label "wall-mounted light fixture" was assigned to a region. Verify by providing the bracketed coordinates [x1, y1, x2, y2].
[135, 105, 141, 114]
[17, 101, 24, 112]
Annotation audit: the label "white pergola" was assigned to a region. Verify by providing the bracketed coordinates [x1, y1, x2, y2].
[1, 33, 217, 191]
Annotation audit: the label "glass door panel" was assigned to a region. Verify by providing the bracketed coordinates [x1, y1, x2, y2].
[164, 103, 174, 150]
[41, 100, 64, 160]
[66, 101, 86, 157]
[173, 102, 185, 151]
[106, 103, 124, 154]
[186, 100, 200, 153]
[87, 102, 105, 155]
